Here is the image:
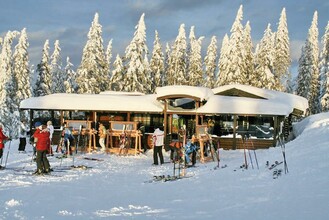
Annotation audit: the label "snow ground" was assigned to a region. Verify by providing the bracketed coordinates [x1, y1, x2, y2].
[1, 113, 329, 220]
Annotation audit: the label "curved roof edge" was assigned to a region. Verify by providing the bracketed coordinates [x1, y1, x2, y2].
[156, 85, 213, 101]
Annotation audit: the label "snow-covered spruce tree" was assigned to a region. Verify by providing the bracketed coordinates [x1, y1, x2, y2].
[204, 36, 217, 88]
[12, 28, 32, 120]
[222, 5, 247, 85]
[296, 11, 320, 115]
[34, 39, 52, 97]
[76, 13, 107, 94]
[143, 54, 153, 93]
[273, 8, 291, 92]
[0, 30, 20, 137]
[244, 21, 255, 86]
[50, 40, 66, 93]
[123, 13, 149, 93]
[319, 21, 329, 112]
[254, 24, 276, 89]
[110, 54, 125, 91]
[105, 39, 113, 90]
[167, 24, 187, 85]
[163, 42, 171, 86]
[64, 57, 77, 93]
[150, 30, 165, 92]
[216, 34, 230, 86]
[187, 26, 204, 87]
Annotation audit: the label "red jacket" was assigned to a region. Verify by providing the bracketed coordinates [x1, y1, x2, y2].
[0, 128, 9, 149]
[33, 128, 50, 151]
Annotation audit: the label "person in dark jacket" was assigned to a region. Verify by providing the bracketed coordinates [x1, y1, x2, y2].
[33, 122, 51, 175]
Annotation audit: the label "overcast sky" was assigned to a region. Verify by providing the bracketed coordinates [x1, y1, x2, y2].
[0, 0, 328, 76]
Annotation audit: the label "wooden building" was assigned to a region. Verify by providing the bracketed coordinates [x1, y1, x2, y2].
[19, 84, 308, 152]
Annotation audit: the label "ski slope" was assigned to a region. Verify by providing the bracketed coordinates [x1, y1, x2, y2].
[1, 113, 329, 220]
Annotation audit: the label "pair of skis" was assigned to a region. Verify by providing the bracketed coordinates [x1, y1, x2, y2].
[277, 133, 289, 174]
[241, 136, 259, 170]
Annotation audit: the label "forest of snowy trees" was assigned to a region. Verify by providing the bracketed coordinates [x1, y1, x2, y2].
[0, 5, 328, 137]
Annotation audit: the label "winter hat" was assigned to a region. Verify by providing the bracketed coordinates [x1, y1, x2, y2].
[34, 122, 42, 127]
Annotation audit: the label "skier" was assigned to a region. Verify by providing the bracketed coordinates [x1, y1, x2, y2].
[47, 121, 54, 156]
[18, 120, 29, 152]
[98, 123, 107, 152]
[138, 122, 147, 153]
[118, 132, 128, 156]
[0, 123, 11, 168]
[152, 127, 164, 165]
[33, 122, 51, 174]
[62, 123, 74, 155]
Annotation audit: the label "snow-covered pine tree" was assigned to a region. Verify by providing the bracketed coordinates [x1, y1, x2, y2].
[187, 26, 204, 86]
[0, 31, 20, 137]
[105, 39, 113, 91]
[76, 13, 107, 94]
[110, 54, 125, 91]
[34, 39, 52, 97]
[319, 21, 329, 112]
[216, 34, 230, 86]
[296, 11, 320, 115]
[124, 13, 148, 93]
[167, 24, 187, 85]
[223, 5, 247, 85]
[50, 40, 65, 93]
[254, 24, 276, 89]
[244, 21, 254, 86]
[150, 30, 165, 92]
[64, 57, 77, 93]
[274, 8, 291, 92]
[12, 28, 32, 121]
[204, 36, 217, 88]
[163, 43, 171, 86]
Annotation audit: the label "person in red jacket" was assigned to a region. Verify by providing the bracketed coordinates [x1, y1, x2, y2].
[0, 123, 10, 168]
[33, 122, 51, 175]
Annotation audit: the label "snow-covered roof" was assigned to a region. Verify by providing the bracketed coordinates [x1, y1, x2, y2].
[199, 84, 309, 116]
[99, 91, 145, 96]
[20, 84, 308, 116]
[20, 93, 163, 113]
[156, 85, 213, 101]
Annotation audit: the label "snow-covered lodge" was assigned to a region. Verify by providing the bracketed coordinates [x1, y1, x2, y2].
[20, 84, 308, 152]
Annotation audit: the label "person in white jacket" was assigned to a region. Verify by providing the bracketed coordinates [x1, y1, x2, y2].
[47, 121, 54, 155]
[152, 127, 164, 165]
[18, 120, 29, 152]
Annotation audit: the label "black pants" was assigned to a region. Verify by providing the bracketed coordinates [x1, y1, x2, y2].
[153, 146, 164, 165]
[0, 148, 3, 160]
[19, 138, 26, 151]
[36, 150, 50, 172]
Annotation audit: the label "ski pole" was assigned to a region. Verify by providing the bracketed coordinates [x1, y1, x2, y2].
[242, 137, 248, 169]
[253, 150, 259, 169]
[0, 152, 3, 167]
[217, 140, 220, 168]
[4, 139, 12, 168]
[279, 135, 289, 174]
[248, 149, 254, 169]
